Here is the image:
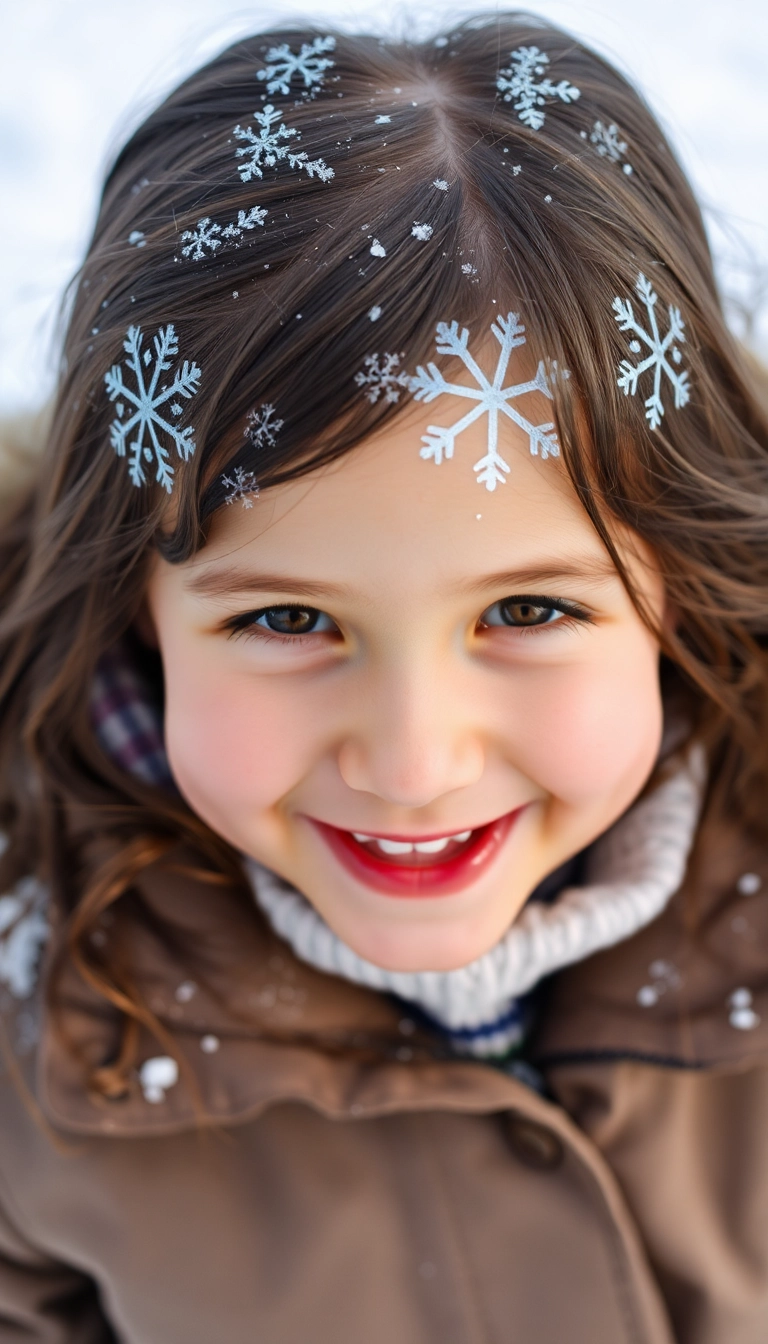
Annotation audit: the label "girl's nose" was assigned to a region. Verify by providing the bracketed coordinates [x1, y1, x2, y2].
[336, 667, 485, 808]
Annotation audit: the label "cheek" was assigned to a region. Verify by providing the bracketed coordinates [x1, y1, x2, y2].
[162, 651, 318, 814]
[507, 633, 663, 805]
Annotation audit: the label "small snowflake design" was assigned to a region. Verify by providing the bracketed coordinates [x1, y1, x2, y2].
[257, 36, 336, 98]
[355, 353, 410, 404]
[180, 217, 222, 260]
[613, 273, 690, 430]
[407, 314, 560, 491]
[222, 206, 268, 240]
[180, 207, 267, 261]
[412, 222, 433, 241]
[497, 46, 580, 130]
[234, 104, 333, 183]
[584, 121, 633, 174]
[104, 324, 201, 493]
[245, 402, 284, 449]
[222, 466, 260, 509]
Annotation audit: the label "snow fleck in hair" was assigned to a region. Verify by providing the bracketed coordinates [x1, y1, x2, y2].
[2, 14, 768, 1101]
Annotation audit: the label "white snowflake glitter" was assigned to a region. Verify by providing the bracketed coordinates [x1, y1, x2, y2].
[104, 324, 201, 493]
[370, 238, 386, 257]
[221, 466, 260, 509]
[497, 46, 580, 130]
[0, 876, 49, 999]
[613, 272, 691, 430]
[355, 353, 410, 404]
[257, 36, 336, 97]
[222, 205, 268, 240]
[728, 987, 760, 1031]
[180, 216, 222, 260]
[245, 402, 283, 450]
[139, 1055, 178, 1104]
[375, 114, 391, 124]
[368, 304, 383, 321]
[128, 230, 146, 248]
[412, 222, 433, 241]
[584, 121, 633, 175]
[433, 179, 449, 191]
[233, 104, 334, 183]
[407, 313, 560, 491]
[461, 263, 478, 276]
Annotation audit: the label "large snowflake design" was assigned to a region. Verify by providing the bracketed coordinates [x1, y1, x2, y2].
[256, 36, 336, 97]
[354, 353, 410, 404]
[233, 104, 333, 182]
[408, 315, 560, 491]
[613, 273, 690, 430]
[496, 46, 580, 130]
[104, 325, 202, 493]
[179, 207, 267, 261]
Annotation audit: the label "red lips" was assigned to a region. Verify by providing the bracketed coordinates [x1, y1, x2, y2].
[310, 810, 523, 897]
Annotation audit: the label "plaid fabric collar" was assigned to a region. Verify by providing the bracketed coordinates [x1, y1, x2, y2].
[89, 642, 175, 788]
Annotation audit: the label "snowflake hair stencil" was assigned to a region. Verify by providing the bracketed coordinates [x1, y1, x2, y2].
[408, 315, 560, 491]
[244, 402, 284, 449]
[104, 325, 201, 493]
[613, 272, 690, 430]
[355, 353, 410, 404]
[233, 104, 333, 183]
[497, 47, 580, 130]
[218, 404, 283, 508]
[257, 36, 336, 98]
[179, 207, 267, 261]
[221, 466, 260, 509]
[582, 121, 633, 175]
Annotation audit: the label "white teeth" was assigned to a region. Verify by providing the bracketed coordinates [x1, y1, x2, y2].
[376, 838, 415, 855]
[351, 828, 475, 855]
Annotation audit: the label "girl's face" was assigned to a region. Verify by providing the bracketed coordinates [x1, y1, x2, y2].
[146, 382, 666, 971]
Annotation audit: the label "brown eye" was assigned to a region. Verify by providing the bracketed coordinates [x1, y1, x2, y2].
[499, 600, 556, 627]
[480, 598, 560, 628]
[259, 606, 323, 634]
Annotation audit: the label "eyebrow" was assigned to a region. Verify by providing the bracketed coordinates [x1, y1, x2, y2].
[184, 568, 355, 600]
[184, 557, 618, 601]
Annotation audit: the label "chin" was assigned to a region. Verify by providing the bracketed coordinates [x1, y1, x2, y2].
[339, 916, 504, 974]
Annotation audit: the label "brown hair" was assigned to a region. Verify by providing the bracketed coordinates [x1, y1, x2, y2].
[1, 12, 767, 1096]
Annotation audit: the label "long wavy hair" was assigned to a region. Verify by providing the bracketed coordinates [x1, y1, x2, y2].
[2, 12, 767, 1097]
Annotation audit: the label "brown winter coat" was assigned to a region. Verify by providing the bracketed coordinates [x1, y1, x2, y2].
[0, 805, 767, 1344]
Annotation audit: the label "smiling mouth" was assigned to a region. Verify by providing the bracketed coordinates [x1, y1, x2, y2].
[309, 811, 524, 898]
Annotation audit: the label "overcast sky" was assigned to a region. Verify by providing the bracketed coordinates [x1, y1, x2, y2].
[1, 0, 766, 413]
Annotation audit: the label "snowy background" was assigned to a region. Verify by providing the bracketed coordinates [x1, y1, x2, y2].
[1, 0, 766, 415]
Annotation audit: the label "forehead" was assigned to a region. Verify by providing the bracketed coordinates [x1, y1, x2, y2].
[197, 386, 610, 592]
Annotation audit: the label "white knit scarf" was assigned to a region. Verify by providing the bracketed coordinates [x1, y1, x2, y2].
[244, 749, 705, 1057]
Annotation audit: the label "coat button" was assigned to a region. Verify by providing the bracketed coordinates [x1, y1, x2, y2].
[502, 1112, 564, 1171]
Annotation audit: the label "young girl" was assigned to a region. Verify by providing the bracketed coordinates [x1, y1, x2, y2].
[0, 13, 766, 1343]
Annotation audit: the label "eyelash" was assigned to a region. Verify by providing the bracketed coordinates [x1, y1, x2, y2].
[225, 597, 594, 645]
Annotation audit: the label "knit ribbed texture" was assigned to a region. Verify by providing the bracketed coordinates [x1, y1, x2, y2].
[246, 749, 705, 1057]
